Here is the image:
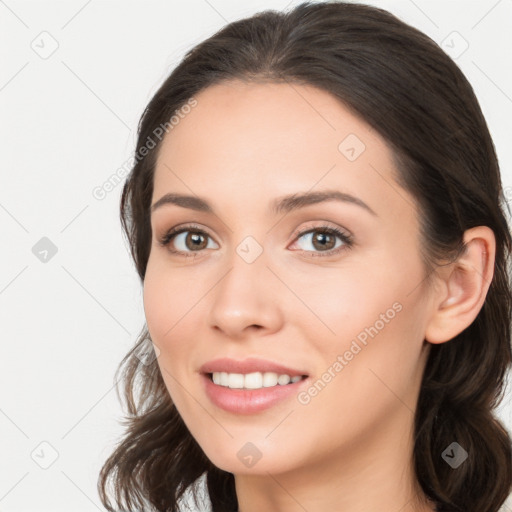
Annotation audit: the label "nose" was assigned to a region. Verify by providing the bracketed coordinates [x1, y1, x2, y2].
[207, 249, 284, 339]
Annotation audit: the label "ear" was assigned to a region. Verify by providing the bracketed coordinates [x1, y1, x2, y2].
[424, 226, 496, 344]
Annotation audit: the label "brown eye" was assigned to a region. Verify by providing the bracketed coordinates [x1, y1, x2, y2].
[183, 232, 208, 251]
[159, 225, 219, 256]
[311, 231, 337, 251]
[290, 225, 354, 257]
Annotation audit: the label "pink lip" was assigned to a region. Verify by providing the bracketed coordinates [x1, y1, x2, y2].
[201, 373, 310, 414]
[199, 357, 308, 377]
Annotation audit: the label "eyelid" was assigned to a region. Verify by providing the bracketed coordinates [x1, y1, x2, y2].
[157, 222, 217, 248]
[289, 220, 351, 241]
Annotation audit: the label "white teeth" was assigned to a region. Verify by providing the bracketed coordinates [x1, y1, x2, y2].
[220, 372, 229, 386]
[211, 371, 304, 389]
[245, 372, 263, 389]
[228, 373, 244, 389]
[278, 374, 291, 385]
[263, 372, 278, 387]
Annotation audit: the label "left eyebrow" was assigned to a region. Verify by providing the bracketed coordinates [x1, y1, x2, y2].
[150, 189, 377, 217]
[271, 190, 377, 217]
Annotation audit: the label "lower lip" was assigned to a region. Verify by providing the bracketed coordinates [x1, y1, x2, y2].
[201, 373, 309, 414]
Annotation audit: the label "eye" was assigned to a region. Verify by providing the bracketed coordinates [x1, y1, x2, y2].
[158, 223, 218, 258]
[289, 223, 354, 257]
[158, 222, 354, 258]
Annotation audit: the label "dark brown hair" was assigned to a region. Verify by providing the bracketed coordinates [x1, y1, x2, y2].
[97, 2, 512, 511]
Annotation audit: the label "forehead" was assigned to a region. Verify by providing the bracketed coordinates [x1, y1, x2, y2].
[158, 80, 383, 158]
[152, 80, 415, 224]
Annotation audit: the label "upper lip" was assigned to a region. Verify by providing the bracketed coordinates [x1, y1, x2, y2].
[199, 357, 309, 377]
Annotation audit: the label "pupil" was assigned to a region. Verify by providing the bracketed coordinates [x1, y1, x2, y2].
[314, 232, 334, 250]
[188, 232, 206, 249]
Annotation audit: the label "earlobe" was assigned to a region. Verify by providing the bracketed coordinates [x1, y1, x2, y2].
[424, 226, 496, 344]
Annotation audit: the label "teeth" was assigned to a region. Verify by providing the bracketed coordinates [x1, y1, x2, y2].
[211, 371, 303, 389]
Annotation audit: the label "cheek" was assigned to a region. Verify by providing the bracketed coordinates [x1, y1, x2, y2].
[326, 273, 428, 404]
[304, 251, 425, 366]
[295, 262, 400, 337]
[143, 267, 195, 408]
[143, 261, 206, 365]
[143, 268, 166, 339]
[143, 263, 185, 350]
[143, 254, 190, 331]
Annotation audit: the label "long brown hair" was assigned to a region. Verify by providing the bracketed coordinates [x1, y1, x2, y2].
[97, 2, 512, 511]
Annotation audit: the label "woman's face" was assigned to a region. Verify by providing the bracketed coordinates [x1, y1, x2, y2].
[144, 80, 434, 475]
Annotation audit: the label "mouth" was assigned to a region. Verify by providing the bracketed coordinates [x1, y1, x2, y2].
[204, 372, 309, 389]
[200, 370, 310, 414]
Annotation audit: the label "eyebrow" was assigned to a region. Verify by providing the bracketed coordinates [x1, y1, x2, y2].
[150, 189, 377, 217]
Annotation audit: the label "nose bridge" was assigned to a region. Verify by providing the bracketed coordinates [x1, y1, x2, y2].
[219, 225, 269, 292]
[217, 239, 270, 309]
[207, 236, 283, 336]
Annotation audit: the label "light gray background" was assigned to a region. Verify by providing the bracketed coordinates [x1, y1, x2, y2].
[1, 0, 511, 510]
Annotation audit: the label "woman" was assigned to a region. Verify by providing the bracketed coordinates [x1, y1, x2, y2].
[98, 2, 512, 511]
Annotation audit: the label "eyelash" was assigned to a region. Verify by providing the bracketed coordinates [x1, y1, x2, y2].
[157, 222, 354, 258]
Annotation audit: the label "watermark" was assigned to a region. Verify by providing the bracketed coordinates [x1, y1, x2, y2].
[338, 133, 366, 162]
[92, 96, 198, 201]
[440, 31, 469, 60]
[31, 31, 59, 60]
[297, 301, 403, 405]
[30, 441, 59, 469]
[236, 236, 263, 264]
[442, 442, 468, 469]
[32, 236, 58, 263]
[135, 339, 161, 366]
[237, 441, 263, 468]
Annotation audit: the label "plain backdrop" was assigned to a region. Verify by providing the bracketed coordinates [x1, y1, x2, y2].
[1, 0, 511, 510]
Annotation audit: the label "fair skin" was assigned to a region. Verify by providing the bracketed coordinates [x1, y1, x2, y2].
[143, 80, 495, 512]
